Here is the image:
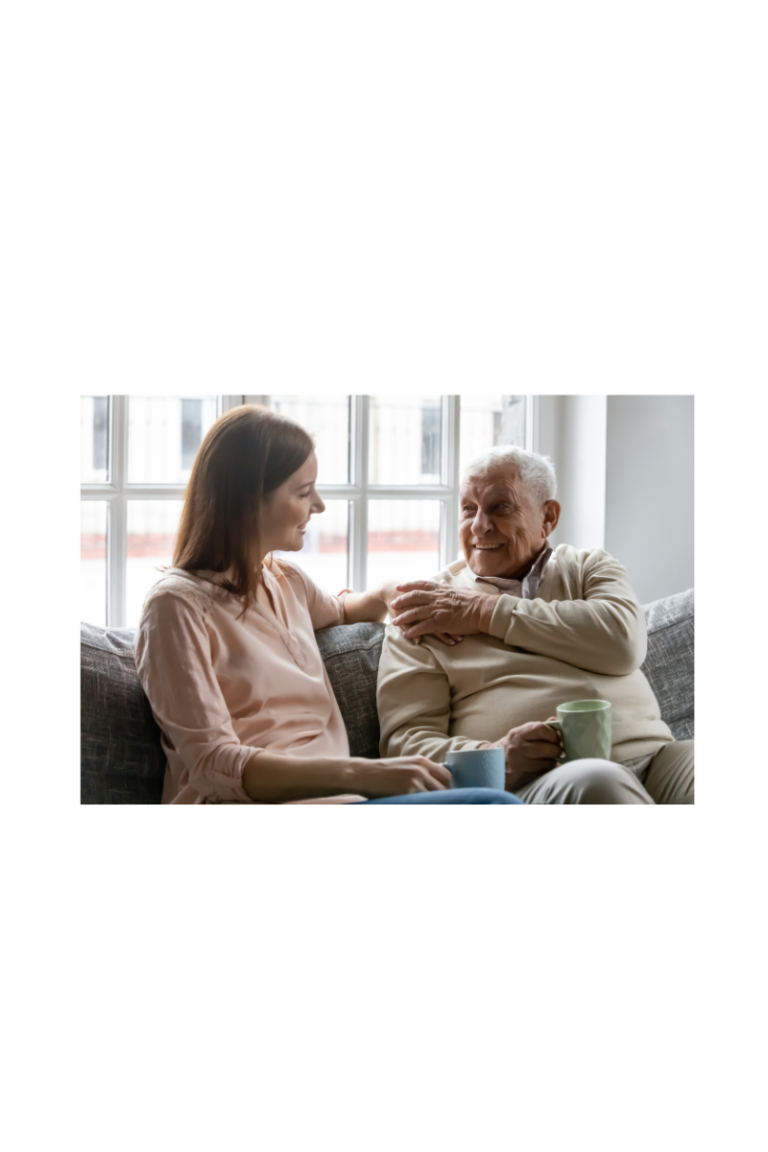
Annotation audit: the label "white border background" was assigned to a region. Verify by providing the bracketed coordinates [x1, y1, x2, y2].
[3, 2, 766, 1150]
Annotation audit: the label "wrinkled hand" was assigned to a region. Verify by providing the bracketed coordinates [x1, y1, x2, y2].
[483, 719, 564, 792]
[391, 581, 493, 645]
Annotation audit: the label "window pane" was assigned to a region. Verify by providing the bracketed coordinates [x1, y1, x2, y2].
[369, 396, 443, 485]
[81, 502, 108, 625]
[181, 398, 203, 470]
[127, 397, 218, 483]
[81, 396, 110, 483]
[459, 395, 527, 478]
[126, 500, 184, 627]
[367, 501, 441, 587]
[274, 500, 349, 593]
[268, 396, 351, 485]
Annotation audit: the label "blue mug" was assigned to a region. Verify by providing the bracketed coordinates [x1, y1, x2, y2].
[444, 748, 506, 791]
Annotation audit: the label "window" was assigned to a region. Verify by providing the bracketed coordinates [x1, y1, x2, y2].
[92, 397, 109, 473]
[81, 394, 534, 627]
[181, 399, 203, 471]
[421, 403, 441, 480]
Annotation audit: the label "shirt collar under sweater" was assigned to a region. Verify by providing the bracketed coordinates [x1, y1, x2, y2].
[470, 541, 552, 599]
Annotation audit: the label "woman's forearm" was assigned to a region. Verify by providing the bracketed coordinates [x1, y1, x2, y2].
[242, 748, 364, 802]
[341, 587, 389, 624]
[242, 747, 451, 802]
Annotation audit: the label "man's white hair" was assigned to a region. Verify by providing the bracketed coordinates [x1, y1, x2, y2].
[462, 444, 557, 505]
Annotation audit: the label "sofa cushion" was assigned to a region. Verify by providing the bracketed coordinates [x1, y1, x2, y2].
[314, 622, 386, 759]
[81, 622, 166, 804]
[80, 588, 693, 803]
[640, 588, 694, 741]
[80, 619, 387, 803]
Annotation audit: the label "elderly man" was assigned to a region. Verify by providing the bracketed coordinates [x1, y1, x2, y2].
[376, 445, 694, 804]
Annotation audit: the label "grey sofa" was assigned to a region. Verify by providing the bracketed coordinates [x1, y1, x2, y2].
[80, 589, 694, 803]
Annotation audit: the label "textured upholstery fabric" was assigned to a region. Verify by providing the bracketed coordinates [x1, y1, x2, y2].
[640, 588, 695, 742]
[81, 623, 166, 804]
[80, 590, 694, 803]
[314, 622, 384, 759]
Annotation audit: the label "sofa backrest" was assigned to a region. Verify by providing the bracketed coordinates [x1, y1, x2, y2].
[81, 623, 166, 804]
[81, 589, 694, 803]
[639, 588, 694, 742]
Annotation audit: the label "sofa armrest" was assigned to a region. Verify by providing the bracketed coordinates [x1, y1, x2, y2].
[640, 589, 694, 741]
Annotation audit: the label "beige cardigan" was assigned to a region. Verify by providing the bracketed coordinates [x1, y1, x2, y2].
[376, 545, 673, 766]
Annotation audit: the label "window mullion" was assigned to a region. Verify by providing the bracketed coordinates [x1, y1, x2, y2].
[527, 394, 538, 453]
[440, 395, 461, 568]
[219, 396, 247, 416]
[351, 395, 369, 590]
[108, 395, 128, 627]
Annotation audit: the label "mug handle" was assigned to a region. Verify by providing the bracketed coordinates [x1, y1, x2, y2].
[544, 719, 567, 764]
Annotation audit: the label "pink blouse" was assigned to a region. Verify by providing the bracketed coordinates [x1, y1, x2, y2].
[134, 560, 366, 804]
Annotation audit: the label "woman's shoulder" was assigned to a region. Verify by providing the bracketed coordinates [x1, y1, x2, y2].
[266, 555, 310, 589]
[139, 568, 221, 624]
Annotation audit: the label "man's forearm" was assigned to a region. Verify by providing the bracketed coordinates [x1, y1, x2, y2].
[475, 595, 496, 634]
[487, 595, 646, 674]
[380, 724, 487, 765]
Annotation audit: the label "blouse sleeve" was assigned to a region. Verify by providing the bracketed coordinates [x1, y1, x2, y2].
[276, 560, 349, 631]
[134, 591, 257, 803]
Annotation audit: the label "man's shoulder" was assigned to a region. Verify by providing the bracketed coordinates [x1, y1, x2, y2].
[432, 558, 474, 586]
[550, 543, 620, 568]
[544, 545, 632, 591]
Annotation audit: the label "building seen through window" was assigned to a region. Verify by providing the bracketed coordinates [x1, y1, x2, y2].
[181, 399, 203, 471]
[421, 403, 441, 480]
[81, 395, 530, 626]
[92, 397, 109, 472]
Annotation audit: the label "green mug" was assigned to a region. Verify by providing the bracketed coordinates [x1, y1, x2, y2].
[546, 700, 612, 763]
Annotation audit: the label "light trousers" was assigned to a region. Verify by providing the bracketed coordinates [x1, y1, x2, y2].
[514, 740, 695, 805]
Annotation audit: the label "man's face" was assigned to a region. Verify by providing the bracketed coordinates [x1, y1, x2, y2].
[459, 466, 560, 579]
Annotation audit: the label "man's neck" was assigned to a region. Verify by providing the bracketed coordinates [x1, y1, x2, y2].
[478, 541, 550, 583]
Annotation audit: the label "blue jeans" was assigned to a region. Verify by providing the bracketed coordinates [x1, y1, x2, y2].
[359, 788, 524, 805]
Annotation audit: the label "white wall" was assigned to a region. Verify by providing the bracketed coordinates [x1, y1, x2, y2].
[537, 395, 607, 552]
[604, 395, 694, 603]
[536, 394, 694, 603]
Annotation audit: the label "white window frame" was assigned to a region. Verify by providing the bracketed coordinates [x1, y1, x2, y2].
[80, 395, 243, 627]
[82, 394, 536, 626]
[248, 394, 536, 592]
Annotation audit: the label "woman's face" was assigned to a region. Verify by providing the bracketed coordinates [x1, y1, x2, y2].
[260, 450, 325, 555]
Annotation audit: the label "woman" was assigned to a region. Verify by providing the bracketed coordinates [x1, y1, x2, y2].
[134, 405, 522, 805]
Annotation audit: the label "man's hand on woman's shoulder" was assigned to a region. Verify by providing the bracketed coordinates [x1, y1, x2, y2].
[390, 580, 494, 645]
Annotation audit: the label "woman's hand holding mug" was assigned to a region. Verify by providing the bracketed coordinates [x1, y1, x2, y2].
[352, 756, 452, 797]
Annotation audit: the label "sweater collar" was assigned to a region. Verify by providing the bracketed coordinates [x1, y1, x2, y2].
[469, 541, 552, 597]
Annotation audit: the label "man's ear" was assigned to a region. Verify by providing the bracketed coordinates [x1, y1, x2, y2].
[543, 500, 561, 536]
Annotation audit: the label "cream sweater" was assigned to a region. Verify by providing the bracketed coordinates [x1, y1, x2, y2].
[376, 545, 673, 765]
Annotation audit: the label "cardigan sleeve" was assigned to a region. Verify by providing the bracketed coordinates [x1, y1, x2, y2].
[486, 548, 647, 675]
[134, 591, 257, 803]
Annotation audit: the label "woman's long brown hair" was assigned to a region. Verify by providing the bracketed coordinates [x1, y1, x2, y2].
[167, 404, 314, 620]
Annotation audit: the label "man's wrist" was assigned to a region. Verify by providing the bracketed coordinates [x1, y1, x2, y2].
[476, 596, 496, 634]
